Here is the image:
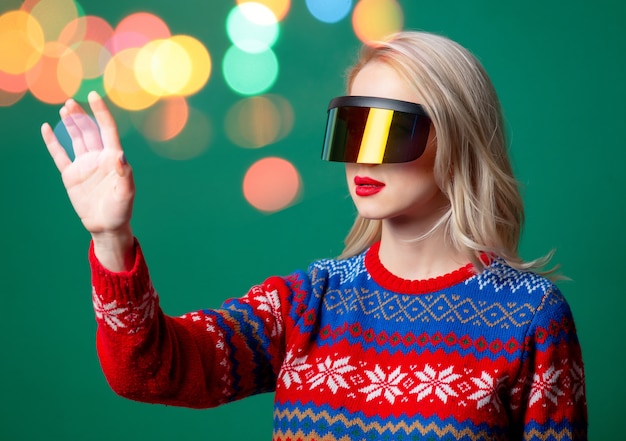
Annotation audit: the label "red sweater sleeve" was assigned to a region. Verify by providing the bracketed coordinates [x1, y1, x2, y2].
[89, 240, 288, 408]
[510, 286, 588, 439]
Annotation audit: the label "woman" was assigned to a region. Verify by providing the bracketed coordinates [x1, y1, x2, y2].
[42, 31, 587, 440]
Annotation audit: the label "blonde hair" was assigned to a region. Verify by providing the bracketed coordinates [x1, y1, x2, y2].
[340, 31, 555, 275]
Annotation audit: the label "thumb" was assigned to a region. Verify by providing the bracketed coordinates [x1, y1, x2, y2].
[114, 153, 129, 177]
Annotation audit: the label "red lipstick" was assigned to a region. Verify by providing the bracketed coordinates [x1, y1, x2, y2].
[354, 176, 385, 196]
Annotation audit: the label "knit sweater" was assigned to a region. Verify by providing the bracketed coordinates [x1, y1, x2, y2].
[90, 240, 587, 440]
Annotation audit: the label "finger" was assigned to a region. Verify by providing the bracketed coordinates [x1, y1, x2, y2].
[41, 122, 72, 172]
[64, 98, 104, 153]
[60, 105, 88, 157]
[88, 91, 122, 153]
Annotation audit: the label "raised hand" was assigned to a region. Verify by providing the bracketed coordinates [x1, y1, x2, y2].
[42, 91, 136, 271]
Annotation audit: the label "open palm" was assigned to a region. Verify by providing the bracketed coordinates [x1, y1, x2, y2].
[42, 92, 135, 235]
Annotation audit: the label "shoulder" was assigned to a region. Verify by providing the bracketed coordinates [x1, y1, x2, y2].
[307, 251, 369, 285]
[471, 259, 575, 330]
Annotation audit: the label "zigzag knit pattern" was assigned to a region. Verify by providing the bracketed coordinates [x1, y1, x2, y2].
[90, 240, 587, 440]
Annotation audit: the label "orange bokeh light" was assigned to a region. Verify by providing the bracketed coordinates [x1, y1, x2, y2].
[352, 0, 403, 46]
[243, 157, 301, 212]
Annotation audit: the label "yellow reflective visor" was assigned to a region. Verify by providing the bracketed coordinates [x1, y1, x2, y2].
[321, 96, 431, 164]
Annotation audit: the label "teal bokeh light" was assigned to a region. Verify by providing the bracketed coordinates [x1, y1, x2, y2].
[305, 0, 352, 24]
[222, 45, 279, 96]
[226, 3, 280, 54]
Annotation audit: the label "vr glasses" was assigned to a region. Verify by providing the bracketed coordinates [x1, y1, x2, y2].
[321, 95, 432, 164]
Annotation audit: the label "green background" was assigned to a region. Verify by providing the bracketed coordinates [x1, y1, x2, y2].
[1, 0, 624, 439]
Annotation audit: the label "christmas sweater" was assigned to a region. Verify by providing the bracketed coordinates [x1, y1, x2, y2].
[90, 240, 587, 441]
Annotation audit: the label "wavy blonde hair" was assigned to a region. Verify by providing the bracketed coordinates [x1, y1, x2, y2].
[340, 31, 555, 275]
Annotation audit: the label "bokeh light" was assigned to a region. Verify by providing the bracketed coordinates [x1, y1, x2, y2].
[227, 2, 280, 54]
[223, 45, 279, 95]
[236, 0, 291, 21]
[108, 12, 171, 53]
[104, 47, 160, 110]
[306, 0, 352, 24]
[225, 94, 294, 148]
[27, 0, 79, 42]
[0, 89, 26, 107]
[243, 157, 301, 212]
[0, 10, 45, 75]
[27, 41, 82, 104]
[352, 0, 403, 46]
[147, 106, 212, 160]
[132, 96, 189, 142]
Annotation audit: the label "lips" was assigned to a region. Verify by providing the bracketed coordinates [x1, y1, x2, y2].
[354, 176, 385, 196]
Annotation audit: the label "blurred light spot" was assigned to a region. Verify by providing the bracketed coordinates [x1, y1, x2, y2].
[135, 38, 191, 96]
[223, 45, 278, 96]
[147, 106, 212, 160]
[227, 3, 279, 53]
[107, 12, 171, 54]
[243, 157, 301, 212]
[352, 0, 403, 46]
[0, 10, 45, 74]
[169, 35, 211, 96]
[306, 0, 352, 23]
[225, 94, 294, 148]
[132, 96, 189, 141]
[58, 15, 114, 47]
[72, 40, 111, 79]
[104, 48, 159, 110]
[52, 116, 95, 160]
[237, 0, 290, 21]
[0, 89, 26, 107]
[0, 70, 28, 94]
[26, 41, 82, 104]
[28, 0, 78, 41]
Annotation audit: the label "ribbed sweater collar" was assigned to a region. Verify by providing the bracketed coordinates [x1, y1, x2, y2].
[364, 241, 476, 295]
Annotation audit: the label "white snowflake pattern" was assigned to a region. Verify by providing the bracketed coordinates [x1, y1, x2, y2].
[468, 372, 508, 412]
[410, 365, 461, 403]
[359, 365, 407, 404]
[570, 361, 585, 402]
[279, 350, 311, 389]
[529, 365, 564, 407]
[92, 288, 128, 331]
[308, 356, 356, 393]
[254, 288, 283, 337]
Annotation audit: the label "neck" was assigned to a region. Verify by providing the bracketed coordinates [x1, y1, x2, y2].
[379, 212, 469, 281]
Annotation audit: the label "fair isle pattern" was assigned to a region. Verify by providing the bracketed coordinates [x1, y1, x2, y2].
[318, 286, 540, 328]
[472, 259, 553, 294]
[272, 406, 582, 441]
[92, 284, 157, 333]
[311, 252, 369, 285]
[89, 241, 587, 440]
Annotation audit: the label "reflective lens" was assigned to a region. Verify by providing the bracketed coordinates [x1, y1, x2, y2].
[321, 96, 431, 164]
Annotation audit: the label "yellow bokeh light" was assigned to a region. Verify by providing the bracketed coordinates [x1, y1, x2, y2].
[29, 0, 78, 41]
[352, 0, 403, 46]
[104, 48, 159, 110]
[169, 35, 211, 96]
[0, 10, 45, 74]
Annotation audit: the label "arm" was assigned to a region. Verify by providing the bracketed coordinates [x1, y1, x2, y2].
[42, 91, 135, 271]
[511, 286, 588, 440]
[91, 241, 288, 407]
[43, 93, 287, 407]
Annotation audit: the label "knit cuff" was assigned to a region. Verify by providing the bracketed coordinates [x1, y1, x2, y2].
[89, 238, 152, 304]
